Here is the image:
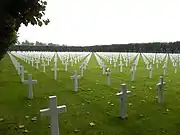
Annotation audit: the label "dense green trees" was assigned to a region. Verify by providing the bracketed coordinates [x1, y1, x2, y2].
[0, 0, 49, 60]
[9, 41, 180, 53]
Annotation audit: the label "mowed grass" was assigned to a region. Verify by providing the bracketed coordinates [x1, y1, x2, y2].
[0, 52, 180, 135]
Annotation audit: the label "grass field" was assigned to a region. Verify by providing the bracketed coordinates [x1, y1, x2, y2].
[1, 52, 180, 135]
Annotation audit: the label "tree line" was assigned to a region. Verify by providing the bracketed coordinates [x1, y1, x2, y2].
[9, 41, 180, 53]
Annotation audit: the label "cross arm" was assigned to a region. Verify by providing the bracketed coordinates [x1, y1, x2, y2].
[23, 80, 29, 84]
[71, 75, 74, 79]
[40, 108, 50, 116]
[32, 80, 37, 84]
[116, 92, 123, 98]
[57, 105, 67, 113]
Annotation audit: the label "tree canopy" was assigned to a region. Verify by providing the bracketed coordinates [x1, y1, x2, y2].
[0, 0, 49, 60]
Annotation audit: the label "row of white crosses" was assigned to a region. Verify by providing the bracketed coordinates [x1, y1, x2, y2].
[142, 53, 168, 77]
[79, 53, 92, 76]
[11, 51, 54, 73]
[10, 52, 67, 135]
[97, 52, 139, 74]
[130, 54, 140, 81]
[51, 53, 59, 80]
[39, 76, 166, 135]
[57, 52, 89, 72]
[116, 75, 166, 119]
[94, 53, 107, 75]
[71, 70, 81, 92]
[99, 52, 140, 81]
[169, 53, 180, 74]
[9, 52, 37, 99]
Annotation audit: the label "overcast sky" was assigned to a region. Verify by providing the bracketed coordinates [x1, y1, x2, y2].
[18, 0, 180, 46]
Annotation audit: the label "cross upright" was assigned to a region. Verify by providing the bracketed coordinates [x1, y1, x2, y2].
[27, 58, 31, 64]
[119, 63, 124, 73]
[163, 64, 167, 76]
[40, 96, 67, 135]
[35, 60, 40, 69]
[64, 62, 68, 72]
[47, 58, 51, 66]
[116, 84, 131, 119]
[146, 62, 149, 70]
[156, 60, 159, 68]
[17, 62, 21, 75]
[125, 58, 128, 67]
[23, 74, 37, 99]
[20, 65, 25, 82]
[51, 61, 60, 80]
[131, 67, 135, 81]
[174, 62, 177, 73]
[109, 58, 112, 64]
[80, 65, 84, 76]
[156, 76, 166, 103]
[71, 70, 81, 92]
[149, 65, 153, 79]
[31, 58, 35, 67]
[102, 65, 106, 75]
[41, 63, 47, 73]
[106, 68, 111, 86]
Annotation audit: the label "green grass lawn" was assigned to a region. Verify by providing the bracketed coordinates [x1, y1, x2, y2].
[1, 52, 180, 135]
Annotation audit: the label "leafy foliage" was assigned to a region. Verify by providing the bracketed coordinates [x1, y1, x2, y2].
[9, 41, 180, 53]
[0, 0, 49, 60]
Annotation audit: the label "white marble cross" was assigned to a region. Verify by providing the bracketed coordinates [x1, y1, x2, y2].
[23, 74, 37, 99]
[106, 68, 111, 86]
[40, 96, 67, 135]
[174, 62, 177, 73]
[116, 84, 131, 119]
[80, 66, 84, 77]
[71, 70, 81, 92]
[17, 62, 21, 75]
[35, 60, 40, 69]
[31, 59, 35, 67]
[131, 67, 135, 81]
[163, 64, 167, 76]
[102, 65, 106, 75]
[156, 76, 166, 103]
[146, 63, 149, 70]
[64, 62, 68, 72]
[149, 65, 152, 79]
[125, 59, 128, 67]
[20, 65, 25, 82]
[51, 61, 59, 80]
[28, 58, 31, 64]
[41, 63, 47, 73]
[119, 63, 124, 73]
[109, 59, 112, 64]
[156, 60, 159, 68]
[47, 58, 51, 66]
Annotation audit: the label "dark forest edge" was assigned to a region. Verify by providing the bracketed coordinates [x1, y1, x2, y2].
[9, 41, 180, 53]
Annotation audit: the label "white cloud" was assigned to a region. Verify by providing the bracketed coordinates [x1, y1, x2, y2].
[18, 0, 180, 46]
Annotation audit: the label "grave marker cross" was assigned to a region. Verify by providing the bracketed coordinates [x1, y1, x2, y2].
[20, 65, 25, 82]
[116, 84, 131, 119]
[71, 70, 81, 92]
[156, 76, 166, 103]
[106, 68, 111, 86]
[40, 96, 67, 135]
[23, 74, 37, 99]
